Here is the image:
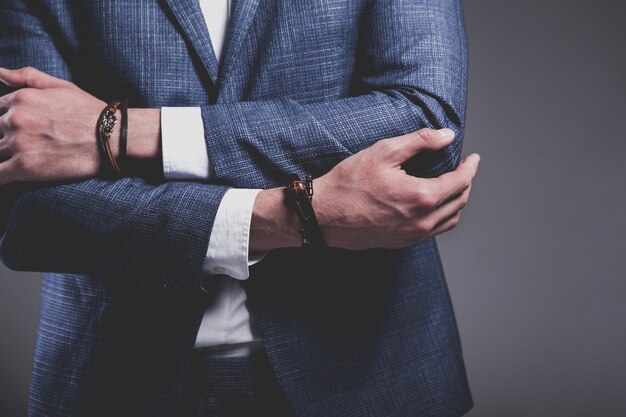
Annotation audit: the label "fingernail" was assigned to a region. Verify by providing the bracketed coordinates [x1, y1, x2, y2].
[439, 128, 455, 140]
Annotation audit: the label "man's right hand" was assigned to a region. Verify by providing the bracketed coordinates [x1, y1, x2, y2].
[250, 128, 480, 253]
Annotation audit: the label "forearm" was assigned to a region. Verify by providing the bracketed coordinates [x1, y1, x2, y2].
[248, 128, 480, 254]
[105, 108, 162, 179]
[126, 109, 161, 160]
[121, 92, 464, 187]
[0, 0, 471, 277]
[122, 0, 469, 190]
[201, 0, 468, 189]
[248, 188, 300, 254]
[201, 92, 464, 190]
[0, 178, 230, 293]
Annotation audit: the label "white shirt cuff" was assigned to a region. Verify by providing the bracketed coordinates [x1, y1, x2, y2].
[203, 189, 264, 280]
[161, 107, 214, 179]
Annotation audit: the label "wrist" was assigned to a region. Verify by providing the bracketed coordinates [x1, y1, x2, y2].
[285, 174, 326, 247]
[104, 107, 162, 178]
[249, 187, 301, 253]
[249, 176, 335, 253]
[126, 108, 161, 161]
[310, 175, 335, 247]
[107, 108, 122, 161]
[106, 108, 161, 161]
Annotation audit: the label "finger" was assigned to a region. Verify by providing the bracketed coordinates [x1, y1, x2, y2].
[429, 210, 462, 237]
[0, 148, 10, 162]
[0, 134, 10, 160]
[0, 110, 7, 135]
[382, 128, 456, 164]
[0, 78, 17, 96]
[0, 91, 11, 115]
[430, 153, 480, 203]
[429, 182, 471, 226]
[0, 66, 76, 90]
[0, 160, 19, 186]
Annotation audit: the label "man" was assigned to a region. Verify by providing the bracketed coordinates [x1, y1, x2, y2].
[0, 0, 478, 416]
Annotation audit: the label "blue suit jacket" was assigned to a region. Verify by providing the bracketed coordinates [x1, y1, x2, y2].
[0, 0, 472, 416]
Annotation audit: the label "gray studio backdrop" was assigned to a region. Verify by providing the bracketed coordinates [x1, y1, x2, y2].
[1, 0, 625, 416]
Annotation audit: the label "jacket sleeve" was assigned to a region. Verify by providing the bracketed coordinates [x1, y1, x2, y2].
[201, 0, 469, 189]
[0, 1, 230, 294]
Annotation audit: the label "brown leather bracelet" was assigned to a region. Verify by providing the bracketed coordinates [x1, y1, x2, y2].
[285, 174, 326, 247]
[96, 99, 123, 177]
[118, 98, 129, 172]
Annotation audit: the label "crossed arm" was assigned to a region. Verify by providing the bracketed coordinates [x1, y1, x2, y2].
[0, 0, 478, 294]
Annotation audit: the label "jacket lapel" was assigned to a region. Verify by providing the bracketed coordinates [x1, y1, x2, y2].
[218, 0, 261, 89]
[162, 0, 220, 86]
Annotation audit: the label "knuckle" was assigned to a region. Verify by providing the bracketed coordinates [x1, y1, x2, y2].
[20, 66, 37, 81]
[420, 195, 437, 209]
[2, 135, 15, 152]
[376, 138, 395, 154]
[12, 88, 33, 104]
[14, 154, 33, 173]
[414, 186, 437, 208]
[17, 154, 41, 177]
[6, 135, 21, 153]
[5, 110, 27, 130]
[416, 128, 434, 143]
[412, 182, 429, 197]
[10, 134, 34, 155]
[414, 219, 433, 234]
[4, 111, 18, 129]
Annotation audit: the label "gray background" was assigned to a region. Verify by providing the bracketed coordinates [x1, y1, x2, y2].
[1, 0, 625, 415]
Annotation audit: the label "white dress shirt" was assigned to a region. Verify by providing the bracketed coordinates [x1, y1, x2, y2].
[161, 0, 262, 357]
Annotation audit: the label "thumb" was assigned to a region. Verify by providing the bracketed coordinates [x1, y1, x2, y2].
[385, 128, 456, 164]
[0, 66, 76, 90]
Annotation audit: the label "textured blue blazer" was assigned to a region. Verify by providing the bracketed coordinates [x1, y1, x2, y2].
[0, 0, 472, 416]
